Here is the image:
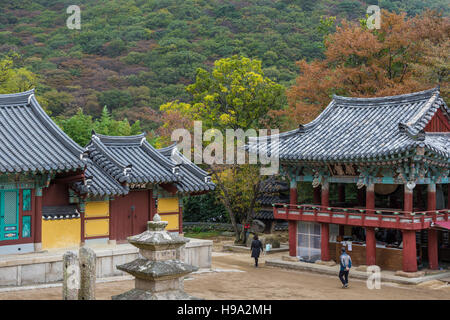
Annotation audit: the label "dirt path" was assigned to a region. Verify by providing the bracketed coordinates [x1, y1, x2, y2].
[0, 252, 449, 300]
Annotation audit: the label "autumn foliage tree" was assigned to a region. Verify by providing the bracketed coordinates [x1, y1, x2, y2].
[277, 10, 449, 129]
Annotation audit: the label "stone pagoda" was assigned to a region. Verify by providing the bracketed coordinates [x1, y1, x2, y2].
[112, 214, 199, 300]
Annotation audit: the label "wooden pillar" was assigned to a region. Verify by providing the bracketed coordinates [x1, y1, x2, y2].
[404, 184, 414, 213]
[320, 181, 330, 261]
[313, 187, 321, 205]
[289, 179, 297, 257]
[365, 227, 376, 266]
[338, 184, 345, 203]
[290, 180, 297, 205]
[365, 183, 376, 266]
[366, 183, 375, 211]
[427, 183, 438, 270]
[34, 188, 43, 251]
[288, 221, 297, 257]
[402, 230, 417, 272]
[321, 223, 330, 261]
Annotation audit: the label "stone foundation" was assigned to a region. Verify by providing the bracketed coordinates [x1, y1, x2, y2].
[0, 238, 212, 287]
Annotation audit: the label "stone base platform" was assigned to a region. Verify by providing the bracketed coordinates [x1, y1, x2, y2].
[0, 238, 212, 287]
[265, 258, 450, 285]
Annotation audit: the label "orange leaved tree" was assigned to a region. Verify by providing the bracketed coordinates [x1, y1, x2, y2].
[276, 10, 449, 129]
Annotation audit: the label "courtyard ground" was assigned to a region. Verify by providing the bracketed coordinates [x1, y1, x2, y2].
[0, 250, 449, 300]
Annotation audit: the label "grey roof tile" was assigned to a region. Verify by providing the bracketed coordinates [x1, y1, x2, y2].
[80, 136, 214, 196]
[158, 144, 216, 193]
[248, 88, 449, 163]
[0, 90, 87, 173]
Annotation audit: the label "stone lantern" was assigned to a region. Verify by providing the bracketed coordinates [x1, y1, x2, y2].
[112, 214, 199, 300]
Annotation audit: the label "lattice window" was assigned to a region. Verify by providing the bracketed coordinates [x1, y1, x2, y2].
[3, 191, 17, 225]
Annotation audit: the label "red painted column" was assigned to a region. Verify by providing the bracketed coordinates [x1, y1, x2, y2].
[404, 184, 414, 213]
[366, 227, 376, 266]
[402, 184, 417, 272]
[365, 183, 376, 266]
[402, 230, 418, 272]
[313, 187, 321, 205]
[34, 189, 43, 251]
[427, 183, 438, 270]
[366, 183, 375, 212]
[289, 180, 297, 257]
[321, 223, 330, 261]
[321, 181, 330, 261]
[288, 221, 297, 257]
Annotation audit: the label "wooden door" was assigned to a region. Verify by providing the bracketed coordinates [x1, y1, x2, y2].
[131, 190, 150, 235]
[110, 195, 132, 242]
[0, 190, 19, 241]
[110, 190, 150, 241]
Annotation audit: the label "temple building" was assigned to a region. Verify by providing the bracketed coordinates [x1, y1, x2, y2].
[0, 90, 214, 253]
[0, 90, 88, 254]
[254, 176, 289, 233]
[72, 134, 215, 245]
[248, 88, 449, 272]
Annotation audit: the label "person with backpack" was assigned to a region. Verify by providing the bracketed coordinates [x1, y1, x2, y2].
[339, 247, 352, 288]
[250, 234, 264, 267]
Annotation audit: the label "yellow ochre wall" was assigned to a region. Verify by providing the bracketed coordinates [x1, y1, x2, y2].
[85, 201, 109, 218]
[42, 219, 81, 249]
[160, 214, 179, 231]
[85, 201, 110, 238]
[157, 197, 179, 231]
[157, 197, 179, 213]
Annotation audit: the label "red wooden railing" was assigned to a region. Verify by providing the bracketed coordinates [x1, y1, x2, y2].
[272, 204, 450, 231]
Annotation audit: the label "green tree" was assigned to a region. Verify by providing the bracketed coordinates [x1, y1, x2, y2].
[161, 55, 286, 130]
[0, 55, 37, 94]
[160, 56, 285, 243]
[54, 109, 94, 146]
[56, 107, 143, 147]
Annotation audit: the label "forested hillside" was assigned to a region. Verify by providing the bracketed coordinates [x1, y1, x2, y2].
[0, 0, 448, 132]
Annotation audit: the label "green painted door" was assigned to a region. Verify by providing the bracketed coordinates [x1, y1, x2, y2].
[0, 190, 19, 241]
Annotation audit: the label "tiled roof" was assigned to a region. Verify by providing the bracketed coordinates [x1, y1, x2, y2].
[73, 160, 129, 197]
[80, 135, 214, 196]
[254, 209, 274, 220]
[42, 205, 79, 220]
[0, 90, 87, 173]
[257, 195, 288, 206]
[260, 176, 289, 193]
[248, 88, 449, 163]
[87, 132, 179, 184]
[158, 144, 216, 193]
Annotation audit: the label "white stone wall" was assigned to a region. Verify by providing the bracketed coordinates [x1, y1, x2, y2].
[0, 238, 212, 287]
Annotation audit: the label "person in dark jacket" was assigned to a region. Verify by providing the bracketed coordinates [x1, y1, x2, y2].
[251, 234, 264, 267]
[339, 247, 352, 288]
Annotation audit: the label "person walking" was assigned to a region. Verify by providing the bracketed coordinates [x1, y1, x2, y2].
[339, 247, 352, 288]
[251, 234, 264, 267]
